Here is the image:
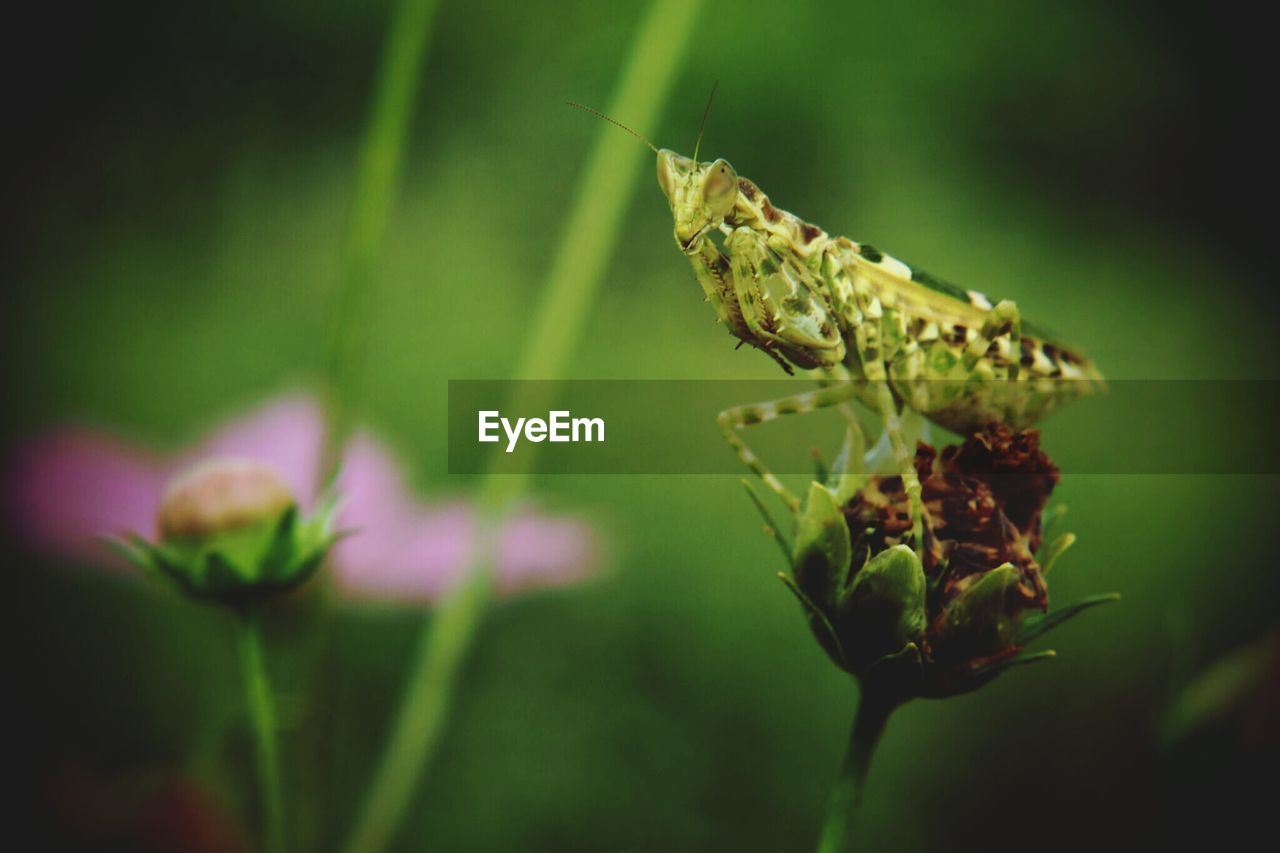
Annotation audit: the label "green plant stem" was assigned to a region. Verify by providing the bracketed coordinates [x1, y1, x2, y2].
[341, 1, 705, 850]
[815, 692, 895, 853]
[322, 0, 441, 481]
[237, 604, 286, 853]
[309, 2, 438, 842]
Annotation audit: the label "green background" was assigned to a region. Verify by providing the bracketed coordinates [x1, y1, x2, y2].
[7, 1, 1276, 849]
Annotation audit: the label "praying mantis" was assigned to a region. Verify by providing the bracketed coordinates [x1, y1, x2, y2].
[573, 100, 1102, 540]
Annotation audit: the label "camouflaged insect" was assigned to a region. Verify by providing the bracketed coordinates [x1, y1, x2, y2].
[655, 147, 1103, 527]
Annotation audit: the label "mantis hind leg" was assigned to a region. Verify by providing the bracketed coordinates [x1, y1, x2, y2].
[868, 380, 924, 549]
[717, 381, 861, 513]
[880, 299, 1023, 538]
[852, 303, 925, 548]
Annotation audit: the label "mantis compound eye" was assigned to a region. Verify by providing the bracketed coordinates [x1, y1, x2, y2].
[702, 158, 738, 218]
[656, 149, 696, 201]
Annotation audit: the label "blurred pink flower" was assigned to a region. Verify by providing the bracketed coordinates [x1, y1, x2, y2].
[1, 394, 598, 602]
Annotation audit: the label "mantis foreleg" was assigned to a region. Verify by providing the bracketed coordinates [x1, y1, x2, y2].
[686, 238, 796, 374]
[845, 282, 925, 548]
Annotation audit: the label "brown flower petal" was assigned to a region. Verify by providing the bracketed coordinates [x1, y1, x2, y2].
[844, 424, 1055, 673]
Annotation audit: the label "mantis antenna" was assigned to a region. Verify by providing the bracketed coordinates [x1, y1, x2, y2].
[692, 80, 719, 163]
[566, 102, 659, 154]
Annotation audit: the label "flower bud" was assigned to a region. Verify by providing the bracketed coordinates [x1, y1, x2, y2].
[157, 459, 295, 539]
[109, 458, 340, 604]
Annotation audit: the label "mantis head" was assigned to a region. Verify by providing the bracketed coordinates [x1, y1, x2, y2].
[566, 89, 733, 253]
[656, 150, 738, 253]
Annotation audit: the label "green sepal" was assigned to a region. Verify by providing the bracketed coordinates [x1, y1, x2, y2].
[301, 496, 343, 542]
[791, 482, 851, 601]
[841, 544, 927, 669]
[102, 533, 193, 593]
[259, 504, 300, 581]
[109, 493, 340, 606]
[972, 648, 1056, 677]
[777, 571, 847, 669]
[935, 648, 1055, 696]
[150, 546, 204, 598]
[167, 517, 284, 585]
[1016, 593, 1121, 646]
[280, 551, 327, 592]
[924, 647, 1058, 699]
[204, 550, 250, 595]
[271, 494, 342, 591]
[933, 563, 1024, 662]
[102, 533, 158, 574]
[1038, 532, 1076, 575]
[844, 545, 926, 635]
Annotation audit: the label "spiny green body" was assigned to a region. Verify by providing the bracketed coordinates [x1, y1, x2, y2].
[657, 150, 1102, 436]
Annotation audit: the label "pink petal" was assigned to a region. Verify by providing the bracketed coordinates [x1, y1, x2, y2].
[329, 434, 476, 602]
[329, 435, 599, 603]
[185, 393, 325, 510]
[496, 511, 599, 594]
[1, 429, 167, 566]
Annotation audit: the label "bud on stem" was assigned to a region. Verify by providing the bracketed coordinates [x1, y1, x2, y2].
[107, 457, 341, 605]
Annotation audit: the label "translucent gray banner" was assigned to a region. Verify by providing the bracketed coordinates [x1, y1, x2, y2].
[447, 380, 1280, 475]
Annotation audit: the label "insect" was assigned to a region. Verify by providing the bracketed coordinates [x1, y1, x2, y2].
[572, 101, 1102, 539]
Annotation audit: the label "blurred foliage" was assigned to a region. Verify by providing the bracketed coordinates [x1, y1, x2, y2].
[5, 0, 1277, 850]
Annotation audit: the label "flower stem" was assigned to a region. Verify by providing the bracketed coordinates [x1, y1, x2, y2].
[341, 1, 705, 850]
[321, 0, 441, 482]
[815, 691, 896, 853]
[237, 604, 286, 853]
